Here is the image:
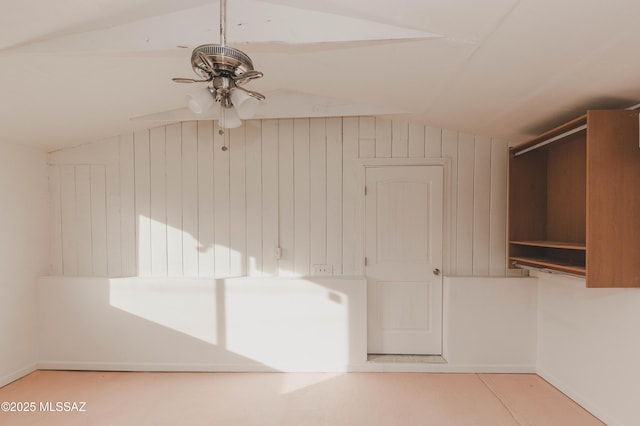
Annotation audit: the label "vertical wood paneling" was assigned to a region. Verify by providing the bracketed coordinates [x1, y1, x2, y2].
[359, 117, 376, 158]
[150, 126, 168, 277]
[278, 119, 295, 277]
[326, 117, 343, 274]
[134, 130, 152, 276]
[245, 120, 263, 276]
[106, 143, 122, 277]
[48, 117, 512, 280]
[342, 117, 359, 275]
[214, 123, 231, 277]
[60, 165, 78, 276]
[261, 120, 279, 277]
[456, 133, 475, 276]
[120, 133, 136, 276]
[181, 122, 199, 277]
[472, 136, 492, 276]
[49, 165, 63, 275]
[197, 121, 215, 277]
[408, 124, 425, 158]
[375, 118, 392, 158]
[425, 126, 443, 158]
[310, 118, 327, 267]
[392, 121, 409, 158]
[442, 129, 459, 275]
[490, 139, 509, 276]
[359, 139, 375, 158]
[75, 165, 93, 276]
[359, 117, 375, 138]
[90, 165, 108, 277]
[229, 125, 247, 277]
[294, 118, 311, 276]
[166, 123, 183, 277]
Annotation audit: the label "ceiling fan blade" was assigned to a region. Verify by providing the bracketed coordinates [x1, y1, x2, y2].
[172, 77, 211, 83]
[196, 51, 217, 75]
[235, 85, 266, 101]
[234, 70, 264, 86]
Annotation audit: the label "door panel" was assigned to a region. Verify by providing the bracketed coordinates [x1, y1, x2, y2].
[380, 281, 430, 330]
[366, 166, 443, 354]
[377, 181, 431, 264]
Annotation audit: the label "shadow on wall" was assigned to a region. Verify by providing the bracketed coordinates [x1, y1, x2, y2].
[37, 276, 367, 372]
[50, 118, 351, 279]
[131, 119, 343, 279]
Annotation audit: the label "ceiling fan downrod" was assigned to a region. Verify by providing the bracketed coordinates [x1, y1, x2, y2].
[220, 0, 227, 46]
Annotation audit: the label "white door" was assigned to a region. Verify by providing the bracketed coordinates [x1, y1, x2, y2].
[366, 165, 444, 354]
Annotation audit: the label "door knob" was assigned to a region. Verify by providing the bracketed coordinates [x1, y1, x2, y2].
[433, 268, 441, 276]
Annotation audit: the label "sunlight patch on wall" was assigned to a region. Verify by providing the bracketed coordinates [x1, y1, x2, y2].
[109, 278, 219, 345]
[224, 279, 351, 371]
[137, 217, 246, 278]
[108, 277, 362, 371]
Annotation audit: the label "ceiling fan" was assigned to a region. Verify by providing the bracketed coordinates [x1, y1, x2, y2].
[120, 1, 438, 127]
[172, 0, 265, 131]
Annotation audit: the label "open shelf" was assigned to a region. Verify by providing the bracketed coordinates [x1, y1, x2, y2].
[510, 240, 586, 251]
[508, 109, 640, 286]
[509, 242, 585, 278]
[509, 256, 586, 276]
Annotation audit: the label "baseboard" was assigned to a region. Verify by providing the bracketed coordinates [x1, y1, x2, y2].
[536, 367, 618, 426]
[38, 360, 535, 374]
[38, 361, 280, 372]
[0, 363, 37, 388]
[38, 361, 354, 373]
[351, 363, 536, 373]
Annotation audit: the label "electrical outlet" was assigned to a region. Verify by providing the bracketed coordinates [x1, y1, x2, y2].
[312, 264, 333, 276]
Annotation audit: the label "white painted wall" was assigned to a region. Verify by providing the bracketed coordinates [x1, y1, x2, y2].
[48, 117, 509, 279]
[38, 276, 367, 372]
[0, 143, 48, 387]
[37, 276, 537, 373]
[444, 277, 537, 370]
[536, 272, 640, 426]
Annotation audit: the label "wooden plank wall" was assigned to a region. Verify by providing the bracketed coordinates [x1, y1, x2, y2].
[48, 117, 508, 278]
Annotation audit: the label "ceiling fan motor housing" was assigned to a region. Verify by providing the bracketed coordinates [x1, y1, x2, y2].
[191, 44, 255, 79]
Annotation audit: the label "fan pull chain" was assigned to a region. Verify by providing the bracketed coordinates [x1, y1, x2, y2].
[218, 126, 229, 151]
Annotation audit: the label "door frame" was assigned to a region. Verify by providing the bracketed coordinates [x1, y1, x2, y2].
[357, 158, 452, 356]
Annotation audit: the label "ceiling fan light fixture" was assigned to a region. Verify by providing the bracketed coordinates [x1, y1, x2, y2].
[186, 88, 215, 114]
[230, 88, 259, 119]
[220, 105, 242, 129]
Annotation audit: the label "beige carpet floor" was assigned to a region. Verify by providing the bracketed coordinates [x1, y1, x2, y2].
[0, 371, 603, 425]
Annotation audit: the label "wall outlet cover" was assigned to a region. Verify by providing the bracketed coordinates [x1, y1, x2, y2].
[313, 264, 333, 276]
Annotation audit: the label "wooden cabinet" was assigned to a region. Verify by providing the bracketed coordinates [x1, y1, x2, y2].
[508, 109, 640, 288]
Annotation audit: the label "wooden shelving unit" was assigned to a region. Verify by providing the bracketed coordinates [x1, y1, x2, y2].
[508, 109, 640, 288]
[509, 256, 586, 276]
[510, 241, 586, 250]
[509, 240, 586, 276]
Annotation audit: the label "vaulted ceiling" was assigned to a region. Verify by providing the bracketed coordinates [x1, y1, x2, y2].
[2, 0, 640, 151]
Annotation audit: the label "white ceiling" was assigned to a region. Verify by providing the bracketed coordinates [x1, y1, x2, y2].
[2, 0, 640, 151]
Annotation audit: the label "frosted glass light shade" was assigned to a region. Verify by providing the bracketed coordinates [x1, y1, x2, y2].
[230, 88, 259, 119]
[219, 106, 242, 129]
[186, 89, 214, 114]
